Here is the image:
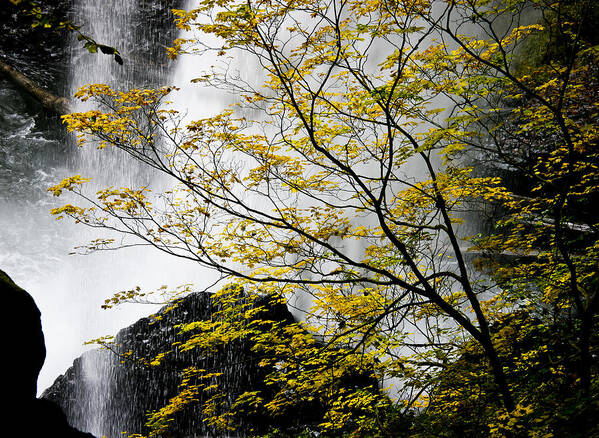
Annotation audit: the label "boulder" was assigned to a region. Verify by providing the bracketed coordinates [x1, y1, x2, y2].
[0, 269, 95, 438]
[42, 292, 295, 437]
[1, 269, 45, 400]
[43, 290, 381, 437]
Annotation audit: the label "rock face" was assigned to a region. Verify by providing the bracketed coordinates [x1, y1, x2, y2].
[0, 0, 72, 93]
[0, 269, 95, 437]
[1, 269, 45, 399]
[42, 292, 297, 438]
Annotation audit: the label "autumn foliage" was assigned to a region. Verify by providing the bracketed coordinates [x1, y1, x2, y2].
[51, 0, 598, 436]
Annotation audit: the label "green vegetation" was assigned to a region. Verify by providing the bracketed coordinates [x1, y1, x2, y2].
[8, 0, 122, 64]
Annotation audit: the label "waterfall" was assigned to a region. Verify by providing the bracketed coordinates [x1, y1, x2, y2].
[0, 1, 220, 437]
[58, 0, 226, 436]
[68, 0, 170, 182]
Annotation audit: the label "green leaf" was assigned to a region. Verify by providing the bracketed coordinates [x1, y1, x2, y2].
[98, 44, 116, 55]
[84, 41, 98, 53]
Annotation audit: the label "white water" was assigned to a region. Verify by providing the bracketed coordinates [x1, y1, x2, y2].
[56, 1, 227, 435]
[0, 3, 220, 430]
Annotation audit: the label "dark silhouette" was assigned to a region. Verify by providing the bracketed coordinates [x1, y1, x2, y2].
[1, 269, 95, 437]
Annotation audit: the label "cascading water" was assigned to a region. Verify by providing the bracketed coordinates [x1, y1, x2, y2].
[0, 1, 221, 437]
[68, 0, 172, 181]
[47, 2, 267, 433]
[59, 0, 225, 435]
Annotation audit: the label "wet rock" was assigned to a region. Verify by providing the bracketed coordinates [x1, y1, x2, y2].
[42, 292, 292, 437]
[43, 290, 381, 437]
[0, 268, 95, 438]
[0, 0, 72, 93]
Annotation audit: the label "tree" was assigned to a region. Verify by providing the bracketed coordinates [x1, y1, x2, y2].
[50, 0, 598, 436]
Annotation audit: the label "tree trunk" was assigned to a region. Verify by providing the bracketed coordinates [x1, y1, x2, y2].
[0, 59, 69, 115]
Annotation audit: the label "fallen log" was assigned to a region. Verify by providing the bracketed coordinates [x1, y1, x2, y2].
[0, 58, 70, 115]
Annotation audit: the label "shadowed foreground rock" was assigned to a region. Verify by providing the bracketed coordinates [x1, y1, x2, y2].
[43, 291, 378, 437]
[43, 292, 296, 437]
[0, 269, 95, 438]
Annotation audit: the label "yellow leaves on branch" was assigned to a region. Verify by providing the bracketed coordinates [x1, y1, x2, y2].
[72, 84, 172, 104]
[49, 204, 88, 221]
[62, 85, 175, 148]
[48, 174, 91, 196]
[171, 8, 200, 31]
[96, 186, 151, 215]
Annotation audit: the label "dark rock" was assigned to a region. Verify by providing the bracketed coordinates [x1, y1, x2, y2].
[0, 0, 72, 93]
[1, 269, 45, 400]
[5, 399, 96, 438]
[43, 290, 383, 437]
[42, 292, 295, 437]
[0, 268, 95, 438]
